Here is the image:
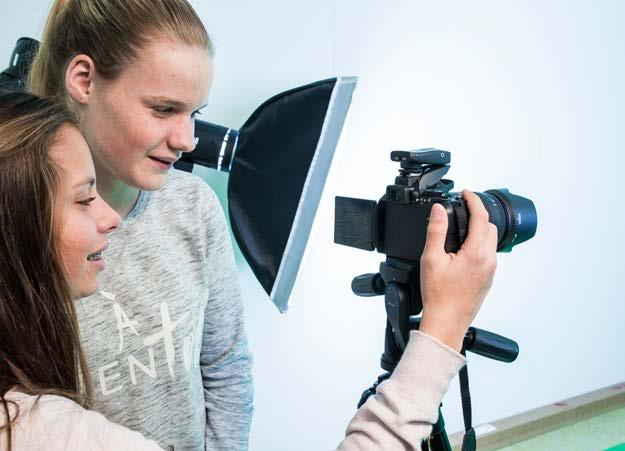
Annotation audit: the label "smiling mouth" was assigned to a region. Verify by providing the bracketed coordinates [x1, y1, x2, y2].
[87, 252, 102, 261]
[149, 156, 174, 165]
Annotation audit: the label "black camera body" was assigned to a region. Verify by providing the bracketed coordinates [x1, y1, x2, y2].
[378, 189, 466, 260]
[335, 149, 537, 266]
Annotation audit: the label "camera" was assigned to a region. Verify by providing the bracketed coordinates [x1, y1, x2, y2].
[335, 148, 537, 262]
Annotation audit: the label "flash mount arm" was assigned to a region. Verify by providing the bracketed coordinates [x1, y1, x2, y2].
[389, 149, 454, 196]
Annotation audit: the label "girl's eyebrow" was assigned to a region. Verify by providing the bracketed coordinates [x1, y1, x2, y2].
[73, 177, 95, 189]
[146, 95, 208, 111]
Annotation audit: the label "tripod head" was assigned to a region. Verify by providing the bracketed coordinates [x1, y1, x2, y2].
[352, 265, 519, 371]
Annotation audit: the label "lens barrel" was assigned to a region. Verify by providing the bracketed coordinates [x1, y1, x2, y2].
[475, 189, 537, 253]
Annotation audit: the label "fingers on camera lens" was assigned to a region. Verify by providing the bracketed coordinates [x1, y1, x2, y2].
[463, 190, 491, 250]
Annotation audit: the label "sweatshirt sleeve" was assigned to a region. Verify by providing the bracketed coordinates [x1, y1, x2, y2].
[199, 188, 254, 451]
[3, 393, 162, 450]
[337, 331, 466, 451]
[80, 407, 164, 450]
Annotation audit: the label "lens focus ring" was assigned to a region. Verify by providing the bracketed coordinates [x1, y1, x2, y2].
[485, 190, 516, 251]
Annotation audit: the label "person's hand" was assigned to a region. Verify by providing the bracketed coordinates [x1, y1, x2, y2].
[418, 190, 498, 352]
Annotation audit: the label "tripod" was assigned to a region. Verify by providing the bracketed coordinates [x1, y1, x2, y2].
[353, 257, 519, 451]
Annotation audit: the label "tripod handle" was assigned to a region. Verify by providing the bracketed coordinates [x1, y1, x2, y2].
[351, 273, 385, 297]
[409, 317, 519, 363]
[466, 327, 519, 363]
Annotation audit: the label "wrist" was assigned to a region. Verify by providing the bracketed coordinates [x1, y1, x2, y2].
[418, 315, 467, 352]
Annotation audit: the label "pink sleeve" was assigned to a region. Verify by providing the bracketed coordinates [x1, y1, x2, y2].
[2, 392, 163, 450]
[337, 331, 466, 451]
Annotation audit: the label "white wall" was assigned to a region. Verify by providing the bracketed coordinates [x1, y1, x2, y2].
[2, 2, 625, 450]
[201, 2, 625, 449]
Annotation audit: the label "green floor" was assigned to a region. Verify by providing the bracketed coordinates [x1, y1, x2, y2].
[496, 406, 625, 451]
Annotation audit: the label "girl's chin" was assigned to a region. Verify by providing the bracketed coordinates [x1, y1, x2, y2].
[130, 166, 169, 192]
[72, 281, 100, 300]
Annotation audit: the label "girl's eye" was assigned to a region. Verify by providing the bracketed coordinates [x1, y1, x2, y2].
[153, 106, 203, 119]
[79, 197, 96, 208]
[154, 106, 174, 116]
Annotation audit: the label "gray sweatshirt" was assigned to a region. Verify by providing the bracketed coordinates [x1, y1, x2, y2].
[75, 169, 254, 451]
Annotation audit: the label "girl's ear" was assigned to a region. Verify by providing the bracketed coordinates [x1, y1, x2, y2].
[65, 54, 96, 105]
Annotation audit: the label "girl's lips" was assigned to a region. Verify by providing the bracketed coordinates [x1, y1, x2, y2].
[88, 257, 105, 271]
[87, 243, 108, 271]
[149, 156, 173, 170]
[89, 243, 109, 255]
[99, 243, 109, 253]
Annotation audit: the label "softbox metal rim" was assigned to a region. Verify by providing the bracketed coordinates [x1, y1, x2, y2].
[269, 76, 358, 312]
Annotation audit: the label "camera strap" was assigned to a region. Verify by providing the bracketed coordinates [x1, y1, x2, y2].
[459, 349, 476, 451]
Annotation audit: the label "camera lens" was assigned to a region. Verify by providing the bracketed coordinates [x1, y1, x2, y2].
[475, 189, 537, 252]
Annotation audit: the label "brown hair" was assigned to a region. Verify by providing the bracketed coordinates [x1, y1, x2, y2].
[29, 0, 213, 98]
[0, 91, 93, 449]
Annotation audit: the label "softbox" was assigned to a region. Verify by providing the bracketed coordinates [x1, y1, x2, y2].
[0, 37, 38, 92]
[2, 38, 357, 312]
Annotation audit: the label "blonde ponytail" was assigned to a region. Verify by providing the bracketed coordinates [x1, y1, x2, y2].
[29, 0, 72, 97]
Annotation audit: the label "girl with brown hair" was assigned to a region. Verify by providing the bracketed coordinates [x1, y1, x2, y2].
[25, 0, 498, 449]
[0, 90, 161, 449]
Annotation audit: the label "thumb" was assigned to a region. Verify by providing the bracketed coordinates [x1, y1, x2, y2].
[423, 203, 449, 256]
